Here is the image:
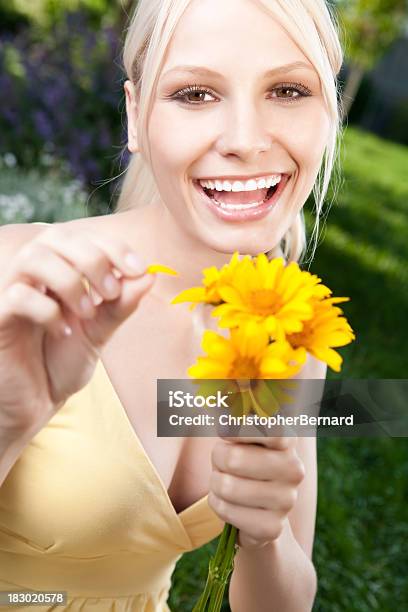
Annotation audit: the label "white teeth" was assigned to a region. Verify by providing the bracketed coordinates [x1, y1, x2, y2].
[218, 201, 264, 210]
[199, 174, 282, 192]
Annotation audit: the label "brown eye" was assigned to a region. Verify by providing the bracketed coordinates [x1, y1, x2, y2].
[171, 84, 216, 105]
[276, 87, 299, 99]
[186, 91, 208, 103]
[270, 82, 312, 103]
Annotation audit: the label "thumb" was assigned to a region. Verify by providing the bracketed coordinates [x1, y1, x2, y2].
[81, 273, 155, 347]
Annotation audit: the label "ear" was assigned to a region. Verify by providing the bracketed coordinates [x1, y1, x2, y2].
[124, 80, 139, 153]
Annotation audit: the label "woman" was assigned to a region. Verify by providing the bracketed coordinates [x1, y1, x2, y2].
[0, 0, 343, 609]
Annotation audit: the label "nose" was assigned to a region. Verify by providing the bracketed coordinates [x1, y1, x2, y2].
[217, 99, 271, 161]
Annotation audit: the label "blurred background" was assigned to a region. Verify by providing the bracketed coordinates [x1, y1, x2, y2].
[0, 0, 407, 610]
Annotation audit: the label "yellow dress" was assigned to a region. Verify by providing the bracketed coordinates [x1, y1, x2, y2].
[0, 358, 224, 610]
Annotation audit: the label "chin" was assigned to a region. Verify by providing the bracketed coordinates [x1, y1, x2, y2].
[193, 230, 281, 258]
[186, 200, 287, 258]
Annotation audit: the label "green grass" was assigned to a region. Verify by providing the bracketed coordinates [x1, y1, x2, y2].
[304, 126, 408, 379]
[169, 127, 408, 611]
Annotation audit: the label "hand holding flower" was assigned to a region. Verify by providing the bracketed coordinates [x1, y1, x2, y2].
[208, 433, 305, 550]
[172, 251, 356, 611]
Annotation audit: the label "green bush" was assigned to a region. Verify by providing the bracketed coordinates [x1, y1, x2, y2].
[0, 8, 125, 209]
[388, 98, 408, 147]
[0, 154, 89, 224]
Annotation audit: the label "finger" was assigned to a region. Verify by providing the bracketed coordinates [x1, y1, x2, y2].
[210, 469, 297, 511]
[11, 243, 97, 321]
[236, 531, 271, 549]
[81, 230, 147, 278]
[38, 225, 146, 278]
[0, 282, 70, 340]
[208, 492, 284, 543]
[79, 273, 155, 348]
[36, 227, 146, 296]
[212, 440, 292, 479]
[219, 431, 296, 451]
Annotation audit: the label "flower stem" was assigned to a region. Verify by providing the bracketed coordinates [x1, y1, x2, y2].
[208, 524, 238, 610]
[192, 523, 238, 611]
[192, 523, 229, 611]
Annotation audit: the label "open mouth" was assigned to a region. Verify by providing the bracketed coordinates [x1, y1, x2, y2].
[193, 174, 290, 222]
[202, 182, 278, 208]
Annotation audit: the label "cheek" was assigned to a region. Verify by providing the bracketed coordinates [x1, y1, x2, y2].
[147, 105, 201, 216]
[276, 107, 330, 229]
[285, 106, 330, 171]
[284, 108, 331, 209]
[149, 102, 211, 170]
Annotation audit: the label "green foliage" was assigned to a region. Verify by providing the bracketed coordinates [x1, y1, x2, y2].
[0, 156, 90, 224]
[305, 126, 408, 378]
[335, 0, 407, 69]
[313, 436, 408, 611]
[0, 9, 126, 211]
[11, 0, 124, 28]
[388, 99, 408, 146]
[0, 0, 30, 34]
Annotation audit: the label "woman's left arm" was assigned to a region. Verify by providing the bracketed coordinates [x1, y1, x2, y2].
[226, 436, 318, 612]
[208, 355, 326, 612]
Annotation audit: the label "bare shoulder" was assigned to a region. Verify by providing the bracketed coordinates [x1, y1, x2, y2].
[0, 212, 127, 260]
[0, 222, 49, 261]
[51, 211, 137, 243]
[50, 211, 127, 233]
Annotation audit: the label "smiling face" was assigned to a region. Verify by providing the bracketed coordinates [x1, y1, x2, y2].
[125, 0, 331, 256]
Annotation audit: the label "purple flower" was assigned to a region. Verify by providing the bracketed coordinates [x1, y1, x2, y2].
[0, 8, 124, 203]
[33, 110, 54, 142]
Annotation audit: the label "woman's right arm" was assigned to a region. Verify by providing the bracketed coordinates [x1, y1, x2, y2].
[0, 222, 155, 487]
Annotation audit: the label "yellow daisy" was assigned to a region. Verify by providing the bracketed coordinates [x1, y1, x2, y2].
[171, 252, 242, 310]
[246, 379, 297, 417]
[286, 296, 356, 372]
[188, 320, 306, 380]
[192, 377, 296, 420]
[212, 253, 332, 337]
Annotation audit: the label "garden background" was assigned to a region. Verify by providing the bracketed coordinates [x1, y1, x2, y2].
[0, 1, 407, 610]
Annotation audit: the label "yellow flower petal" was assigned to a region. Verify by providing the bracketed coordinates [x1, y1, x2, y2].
[147, 263, 179, 276]
[202, 330, 232, 360]
[171, 251, 355, 377]
[310, 346, 343, 372]
[171, 287, 206, 304]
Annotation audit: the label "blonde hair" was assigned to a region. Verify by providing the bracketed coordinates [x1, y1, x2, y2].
[115, 0, 344, 266]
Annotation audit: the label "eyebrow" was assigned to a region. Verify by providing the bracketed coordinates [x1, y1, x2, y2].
[161, 61, 315, 80]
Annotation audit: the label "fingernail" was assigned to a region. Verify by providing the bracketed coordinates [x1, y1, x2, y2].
[61, 323, 72, 337]
[80, 295, 95, 317]
[125, 252, 146, 275]
[91, 290, 104, 306]
[103, 273, 120, 295]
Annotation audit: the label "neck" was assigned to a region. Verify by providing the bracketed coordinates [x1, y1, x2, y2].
[128, 201, 236, 301]
[118, 201, 284, 305]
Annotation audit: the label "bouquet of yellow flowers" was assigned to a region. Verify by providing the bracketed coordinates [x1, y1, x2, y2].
[171, 252, 356, 612]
